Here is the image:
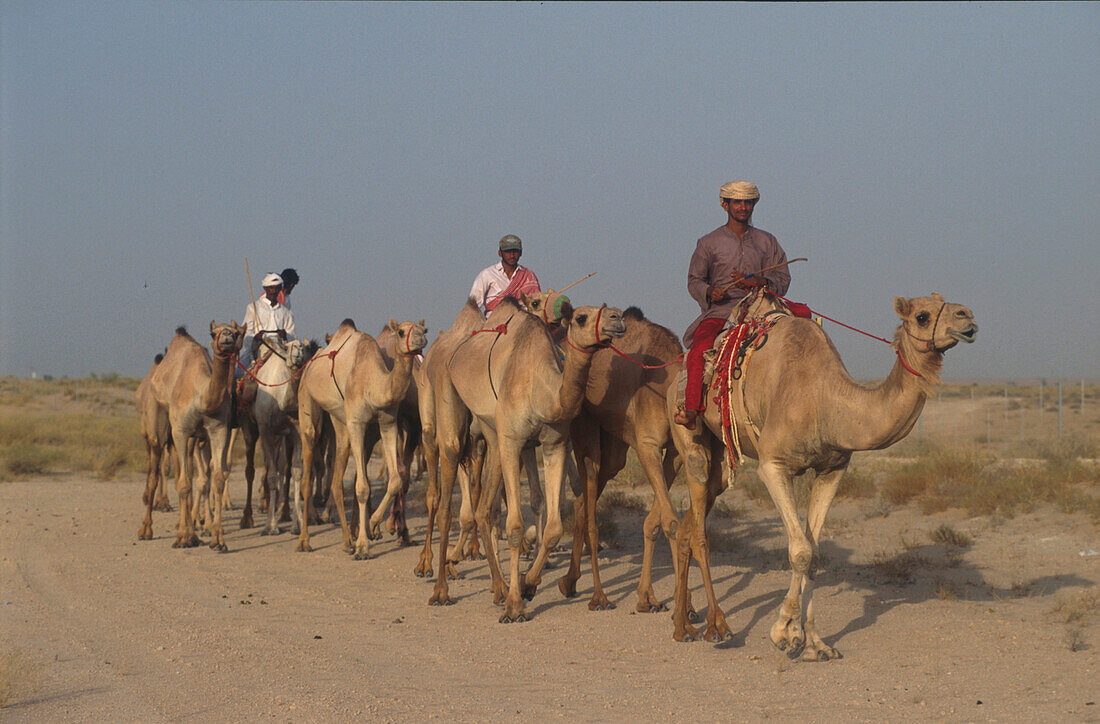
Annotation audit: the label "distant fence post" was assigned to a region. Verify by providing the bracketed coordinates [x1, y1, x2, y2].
[1058, 381, 1063, 437]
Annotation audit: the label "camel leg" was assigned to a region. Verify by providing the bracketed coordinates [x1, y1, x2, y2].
[757, 459, 814, 656]
[463, 437, 486, 561]
[368, 414, 407, 543]
[347, 419, 379, 559]
[278, 428, 295, 523]
[670, 431, 718, 641]
[415, 429, 440, 578]
[206, 422, 232, 552]
[497, 433, 531, 622]
[240, 421, 257, 528]
[258, 430, 281, 535]
[636, 445, 681, 613]
[171, 427, 200, 548]
[138, 441, 160, 540]
[328, 427, 353, 550]
[475, 436, 507, 606]
[154, 439, 174, 511]
[429, 391, 468, 605]
[798, 468, 845, 662]
[521, 446, 542, 560]
[296, 404, 322, 552]
[192, 438, 215, 537]
[520, 431, 567, 606]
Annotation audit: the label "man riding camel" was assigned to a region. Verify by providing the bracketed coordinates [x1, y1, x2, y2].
[469, 234, 542, 313]
[676, 181, 791, 429]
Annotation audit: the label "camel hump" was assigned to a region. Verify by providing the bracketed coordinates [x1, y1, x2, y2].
[338, 318, 357, 331]
[154, 353, 164, 365]
[623, 306, 645, 322]
[175, 326, 189, 337]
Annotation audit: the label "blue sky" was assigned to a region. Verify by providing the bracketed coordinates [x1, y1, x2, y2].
[2, 2, 1097, 380]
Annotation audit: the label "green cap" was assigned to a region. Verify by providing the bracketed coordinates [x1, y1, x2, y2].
[499, 234, 522, 252]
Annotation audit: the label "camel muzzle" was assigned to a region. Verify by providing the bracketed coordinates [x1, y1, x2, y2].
[948, 323, 978, 344]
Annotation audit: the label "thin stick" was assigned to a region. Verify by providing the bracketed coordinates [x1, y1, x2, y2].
[245, 258, 258, 333]
[557, 271, 596, 294]
[718, 257, 807, 296]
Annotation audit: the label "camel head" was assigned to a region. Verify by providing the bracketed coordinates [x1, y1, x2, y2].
[209, 320, 245, 358]
[524, 290, 573, 328]
[894, 293, 978, 354]
[565, 305, 626, 352]
[284, 339, 316, 370]
[386, 319, 429, 357]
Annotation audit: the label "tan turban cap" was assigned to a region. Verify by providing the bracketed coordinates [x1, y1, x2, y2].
[719, 181, 760, 201]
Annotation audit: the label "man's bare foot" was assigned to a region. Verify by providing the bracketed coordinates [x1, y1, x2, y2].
[674, 408, 697, 430]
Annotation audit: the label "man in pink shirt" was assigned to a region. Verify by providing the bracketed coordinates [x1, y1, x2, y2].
[676, 181, 791, 429]
[469, 234, 542, 313]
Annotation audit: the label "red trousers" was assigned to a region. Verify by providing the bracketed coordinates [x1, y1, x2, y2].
[685, 317, 727, 413]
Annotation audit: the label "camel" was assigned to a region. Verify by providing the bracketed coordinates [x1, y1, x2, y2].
[140, 321, 245, 550]
[427, 296, 625, 622]
[559, 307, 684, 612]
[413, 290, 572, 581]
[238, 338, 317, 535]
[136, 353, 173, 515]
[296, 318, 427, 558]
[372, 322, 425, 546]
[667, 292, 977, 659]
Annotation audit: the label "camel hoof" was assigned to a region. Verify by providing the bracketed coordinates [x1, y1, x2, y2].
[445, 562, 458, 580]
[240, 516, 253, 530]
[209, 540, 228, 552]
[414, 563, 431, 578]
[676, 632, 696, 643]
[260, 527, 280, 536]
[558, 577, 578, 599]
[499, 611, 530, 624]
[296, 541, 313, 553]
[353, 548, 371, 561]
[687, 608, 702, 624]
[428, 592, 453, 606]
[172, 534, 200, 548]
[154, 500, 173, 513]
[588, 598, 616, 611]
[520, 584, 538, 601]
[637, 600, 667, 613]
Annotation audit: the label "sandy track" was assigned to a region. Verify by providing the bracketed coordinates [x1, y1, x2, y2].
[2, 473, 1098, 721]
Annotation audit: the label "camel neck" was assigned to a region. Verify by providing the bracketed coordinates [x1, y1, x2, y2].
[201, 351, 234, 416]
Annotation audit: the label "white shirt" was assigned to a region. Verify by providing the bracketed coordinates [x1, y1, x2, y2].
[469, 262, 539, 313]
[240, 297, 295, 367]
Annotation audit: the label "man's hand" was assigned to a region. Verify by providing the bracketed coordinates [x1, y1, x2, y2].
[708, 285, 727, 304]
[277, 329, 288, 341]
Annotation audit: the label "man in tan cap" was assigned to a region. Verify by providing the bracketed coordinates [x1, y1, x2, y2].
[469, 234, 542, 313]
[675, 181, 791, 429]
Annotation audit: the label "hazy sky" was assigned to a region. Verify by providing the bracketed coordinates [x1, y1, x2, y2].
[2, 2, 1097, 380]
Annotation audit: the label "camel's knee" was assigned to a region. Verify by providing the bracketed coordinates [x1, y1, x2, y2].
[789, 545, 813, 575]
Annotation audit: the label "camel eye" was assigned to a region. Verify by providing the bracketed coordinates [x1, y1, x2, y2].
[916, 312, 930, 325]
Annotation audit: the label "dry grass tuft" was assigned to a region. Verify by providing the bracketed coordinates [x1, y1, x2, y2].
[870, 547, 932, 585]
[929, 524, 973, 548]
[0, 410, 143, 482]
[0, 650, 41, 708]
[1050, 589, 1100, 624]
[935, 580, 960, 601]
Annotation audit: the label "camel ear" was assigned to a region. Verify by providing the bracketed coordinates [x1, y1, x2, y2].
[209, 320, 217, 338]
[418, 319, 426, 329]
[520, 292, 534, 309]
[894, 297, 911, 319]
[931, 292, 944, 302]
[388, 319, 399, 333]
